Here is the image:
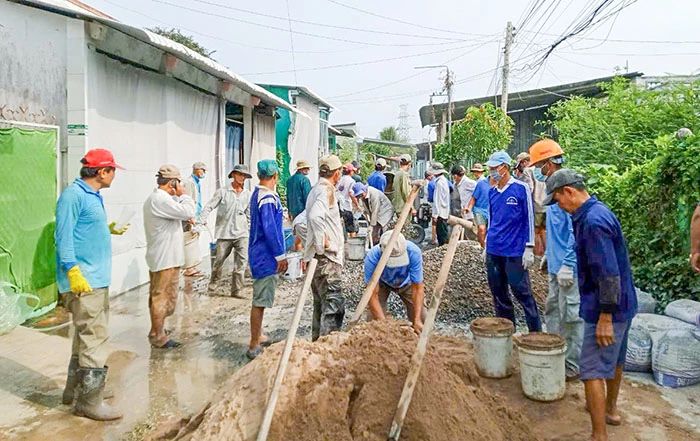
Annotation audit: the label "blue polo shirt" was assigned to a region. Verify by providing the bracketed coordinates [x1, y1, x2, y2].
[545, 204, 577, 275]
[572, 197, 637, 323]
[248, 186, 285, 280]
[364, 241, 423, 289]
[55, 179, 112, 293]
[367, 171, 386, 192]
[486, 177, 534, 257]
[471, 177, 490, 219]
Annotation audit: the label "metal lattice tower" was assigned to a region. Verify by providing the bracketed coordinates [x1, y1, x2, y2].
[397, 104, 411, 143]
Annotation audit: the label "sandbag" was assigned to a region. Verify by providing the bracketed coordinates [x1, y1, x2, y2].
[624, 313, 694, 373]
[664, 299, 700, 326]
[651, 329, 700, 388]
[635, 287, 657, 314]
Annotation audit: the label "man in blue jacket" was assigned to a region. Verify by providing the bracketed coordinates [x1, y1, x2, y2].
[368, 158, 388, 192]
[545, 169, 637, 441]
[247, 159, 288, 359]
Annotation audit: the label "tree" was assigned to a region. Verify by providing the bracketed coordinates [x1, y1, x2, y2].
[148, 27, 216, 59]
[434, 103, 513, 169]
[379, 126, 399, 142]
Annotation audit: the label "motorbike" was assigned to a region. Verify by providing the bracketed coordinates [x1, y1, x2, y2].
[404, 202, 431, 245]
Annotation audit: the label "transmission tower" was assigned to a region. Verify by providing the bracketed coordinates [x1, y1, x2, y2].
[397, 104, 411, 143]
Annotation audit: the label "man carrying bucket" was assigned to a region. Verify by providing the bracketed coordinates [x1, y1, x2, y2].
[199, 164, 252, 298]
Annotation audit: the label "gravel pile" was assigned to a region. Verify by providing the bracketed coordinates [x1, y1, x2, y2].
[342, 242, 547, 325]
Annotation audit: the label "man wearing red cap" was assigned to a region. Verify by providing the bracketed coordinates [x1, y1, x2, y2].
[56, 148, 127, 421]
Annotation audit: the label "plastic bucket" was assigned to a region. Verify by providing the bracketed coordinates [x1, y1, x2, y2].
[345, 237, 366, 261]
[183, 231, 201, 269]
[283, 252, 303, 281]
[470, 317, 515, 379]
[515, 333, 567, 402]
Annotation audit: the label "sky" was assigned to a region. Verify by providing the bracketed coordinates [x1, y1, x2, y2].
[88, 0, 700, 142]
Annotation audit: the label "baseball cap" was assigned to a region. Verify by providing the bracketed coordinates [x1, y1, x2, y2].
[470, 163, 484, 172]
[485, 151, 512, 168]
[319, 155, 342, 172]
[257, 159, 279, 178]
[398, 153, 412, 164]
[429, 162, 447, 176]
[296, 159, 311, 170]
[375, 158, 387, 167]
[516, 152, 530, 164]
[351, 182, 368, 197]
[157, 164, 181, 179]
[380, 230, 410, 268]
[543, 169, 585, 205]
[344, 162, 358, 172]
[81, 148, 124, 169]
[228, 164, 252, 178]
[192, 161, 207, 171]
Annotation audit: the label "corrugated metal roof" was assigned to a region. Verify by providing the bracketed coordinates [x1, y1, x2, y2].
[258, 84, 336, 110]
[13, 0, 304, 116]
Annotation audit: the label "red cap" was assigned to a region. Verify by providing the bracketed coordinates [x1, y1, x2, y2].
[81, 148, 124, 169]
[344, 162, 358, 172]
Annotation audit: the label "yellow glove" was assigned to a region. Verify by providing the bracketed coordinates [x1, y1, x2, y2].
[109, 222, 130, 235]
[67, 266, 93, 295]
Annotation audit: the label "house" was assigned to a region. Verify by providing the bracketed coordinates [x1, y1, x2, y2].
[418, 72, 643, 156]
[0, 0, 304, 307]
[258, 84, 334, 186]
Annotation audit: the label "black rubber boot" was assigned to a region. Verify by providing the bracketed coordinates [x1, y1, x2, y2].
[73, 367, 122, 421]
[61, 355, 79, 405]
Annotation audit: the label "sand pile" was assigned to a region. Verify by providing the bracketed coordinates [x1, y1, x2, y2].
[342, 242, 547, 324]
[152, 320, 536, 441]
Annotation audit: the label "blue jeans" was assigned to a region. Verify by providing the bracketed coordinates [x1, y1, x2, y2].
[486, 254, 542, 332]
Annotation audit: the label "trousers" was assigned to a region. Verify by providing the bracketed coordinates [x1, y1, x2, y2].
[486, 254, 542, 332]
[210, 237, 249, 295]
[64, 287, 110, 368]
[545, 273, 584, 375]
[311, 256, 345, 341]
[436, 217, 449, 245]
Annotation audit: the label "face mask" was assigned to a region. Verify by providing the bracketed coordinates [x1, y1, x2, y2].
[489, 168, 502, 181]
[533, 167, 547, 182]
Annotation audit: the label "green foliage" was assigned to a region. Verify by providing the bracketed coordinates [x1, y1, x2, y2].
[379, 126, 403, 142]
[434, 103, 513, 169]
[545, 77, 700, 171]
[148, 27, 216, 59]
[275, 148, 287, 206]
[337, 137, 412, 181]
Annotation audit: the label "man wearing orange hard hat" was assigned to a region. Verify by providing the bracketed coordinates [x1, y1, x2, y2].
[529, 138, 583, 382]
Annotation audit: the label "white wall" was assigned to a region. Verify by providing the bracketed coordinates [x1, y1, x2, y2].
[287, 95, 321, 185]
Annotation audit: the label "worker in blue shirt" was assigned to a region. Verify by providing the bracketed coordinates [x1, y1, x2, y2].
[483, 151, 542, 332]
[365, 231, 426, 333]
[466, 163, 489, 248]
[368, 158, 388, 192]
[247, 159, 288, 359]
[286, 159, 312, 221]
[56, 148, 127, 421]
[544, 169, 637, 441]
[530, 139, 584, 381]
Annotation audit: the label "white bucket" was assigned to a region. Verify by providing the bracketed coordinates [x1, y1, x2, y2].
[283, 252, 303, 281]
[183, 231, 201, 269]
[470, 317, 515, 379]
[345, 236, 367, 261]
[516, 333, 567, 402]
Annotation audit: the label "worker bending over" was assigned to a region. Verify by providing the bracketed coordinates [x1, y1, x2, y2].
[351, 182, 394, 245]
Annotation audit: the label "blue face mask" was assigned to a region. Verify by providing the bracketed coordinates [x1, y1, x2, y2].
[489, 168, 502, 182]
[533, 167, 547, 182]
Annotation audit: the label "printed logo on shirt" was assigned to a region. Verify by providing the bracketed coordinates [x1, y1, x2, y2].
[506, 196, 518, 206]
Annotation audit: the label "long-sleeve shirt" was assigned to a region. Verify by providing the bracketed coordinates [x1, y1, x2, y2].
[457, 177, 476, 211]
[391, 169, 411, 214]
[304, 178, 344, 265]
[367, 171, 387, 192]
[286, 171, 312, 219]
[545, 204, 577, 275]
[432, 174, 450, 220]
[248, 186, 285, 280]
[183, 174, 203, 216]
[199, 186, 251, 240]
[337, 174, 356, 212]
[55, 179, 111, 293]
[143, 189, 196, 272]
[360, 187, 394, 227]
[470, 177, 490, 219]
[572, 197, 638, 323]
[486, 177, 534, 257]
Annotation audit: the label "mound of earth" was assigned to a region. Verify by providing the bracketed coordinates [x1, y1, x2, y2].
[151, 320, 536, 441]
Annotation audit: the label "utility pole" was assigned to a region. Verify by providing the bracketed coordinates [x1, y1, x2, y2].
[397, 104, 411, 143]
[445, 68, 453, 149]
[500, 21, 513, 113]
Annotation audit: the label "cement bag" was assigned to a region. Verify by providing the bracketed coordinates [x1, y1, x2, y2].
[651, 329, 700, 388]
[664, 299, 700, 326]
[624, 314, 694, 372]
[635, 287, 657, 314]
[0, 281, 40, 335]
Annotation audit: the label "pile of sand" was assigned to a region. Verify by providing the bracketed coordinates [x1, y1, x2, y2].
[151, 320, 536, 441]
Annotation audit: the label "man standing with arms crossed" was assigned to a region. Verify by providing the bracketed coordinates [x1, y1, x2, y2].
[544, 169, 637, 441]
[305, 155, 345, 341]
[56, 149, 127, 421]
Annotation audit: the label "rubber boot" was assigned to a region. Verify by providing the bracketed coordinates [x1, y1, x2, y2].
[73, 367, 122, 421]
[61, 355, 79, 405]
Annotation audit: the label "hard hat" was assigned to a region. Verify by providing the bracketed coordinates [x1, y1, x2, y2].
[529, 139, 564, 165]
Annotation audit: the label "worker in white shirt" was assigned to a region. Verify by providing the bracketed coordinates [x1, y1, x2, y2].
[451, 165, 476, 221]
[199, 164, 252, 298]
[143, 165, 196, 349]
[337, 163, 359, 237]
[430, 162, 450, 245]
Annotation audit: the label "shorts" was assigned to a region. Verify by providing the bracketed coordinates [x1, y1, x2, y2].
[580, 319, 632, 381]
[474, 211, 488, 226]
[377, 282, 426, 322]
[252, 274, 278, 308]
[535, 212, 547, 229]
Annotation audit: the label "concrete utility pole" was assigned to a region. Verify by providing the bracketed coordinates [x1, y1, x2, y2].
[500, 21, 513, 113]
[445, 68, 453, 149]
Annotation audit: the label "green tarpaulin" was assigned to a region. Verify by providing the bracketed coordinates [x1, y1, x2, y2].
[0, 127, 58, 313]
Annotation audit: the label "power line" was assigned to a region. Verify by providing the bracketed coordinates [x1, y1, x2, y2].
[284, 0, 298, 84]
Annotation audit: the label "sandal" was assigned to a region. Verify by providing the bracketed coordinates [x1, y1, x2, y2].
[152, 339, 182, 349]
[246, 346, 263, 360]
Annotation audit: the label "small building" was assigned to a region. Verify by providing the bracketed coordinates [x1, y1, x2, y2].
[0, 0, 303, 304]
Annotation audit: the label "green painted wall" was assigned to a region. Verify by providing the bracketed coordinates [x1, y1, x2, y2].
[262, 86, 293, 187]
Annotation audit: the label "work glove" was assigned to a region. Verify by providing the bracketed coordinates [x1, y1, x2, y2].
[67, 266, 93, 295]
[557, 265, 575, 287]
[522, 246, 535, 270]
[539, 255, 548, 273]
[108, 222, 130, 235]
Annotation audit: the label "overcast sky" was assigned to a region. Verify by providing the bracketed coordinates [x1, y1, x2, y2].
[89, 0, 700, 142]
